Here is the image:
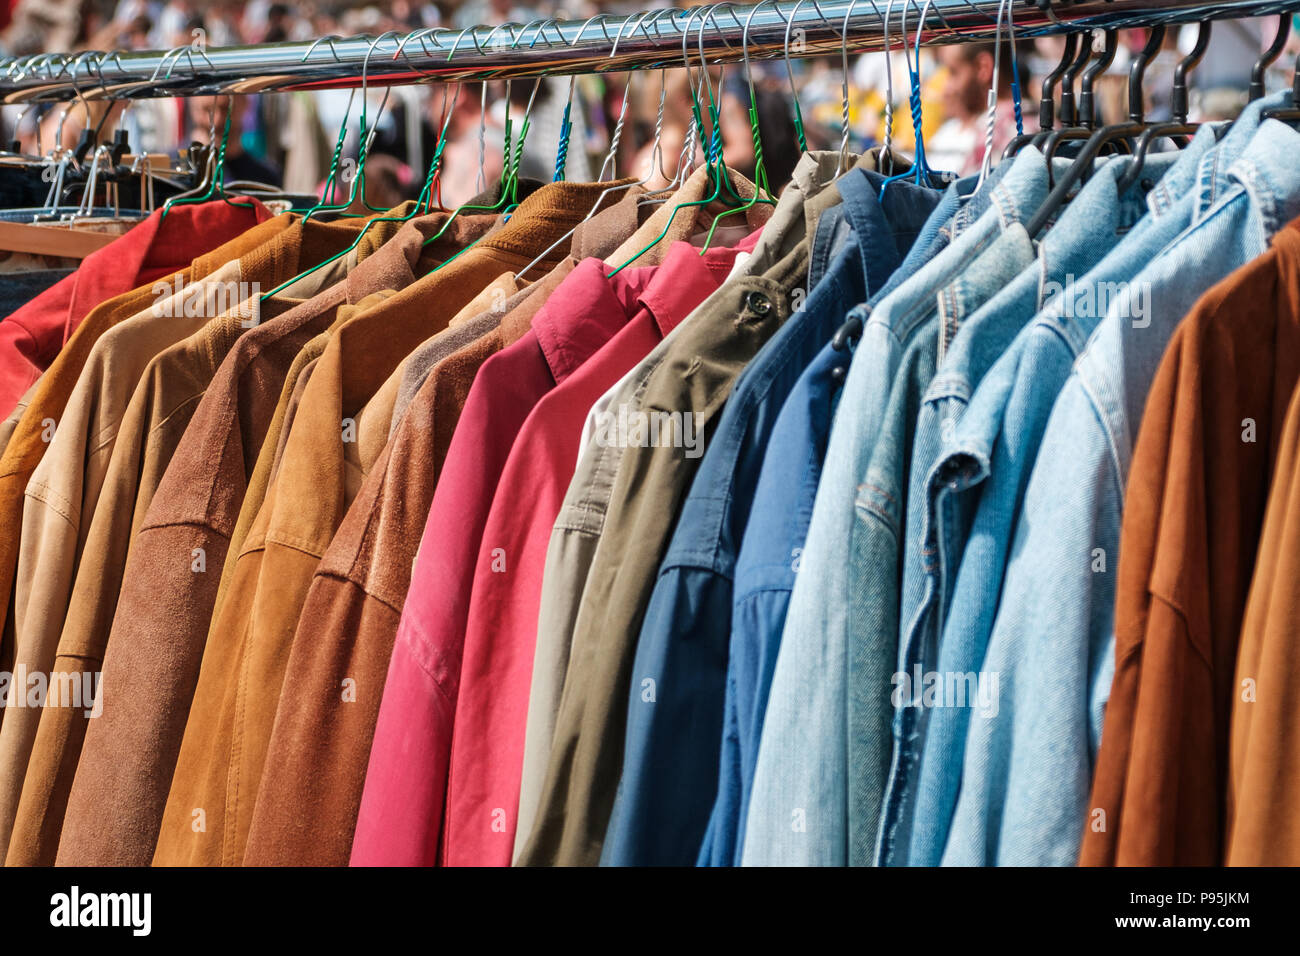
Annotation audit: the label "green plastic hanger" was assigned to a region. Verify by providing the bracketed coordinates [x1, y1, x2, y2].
[257, 80, 463, 305]
[299, 33, 399, 222]
[696, 0, 778, 253]
[606, 6, 742, 277]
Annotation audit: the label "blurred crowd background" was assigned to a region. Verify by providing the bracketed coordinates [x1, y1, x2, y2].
[2, 0, 1298, 203]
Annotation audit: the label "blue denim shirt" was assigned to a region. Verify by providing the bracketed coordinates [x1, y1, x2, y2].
[879, 100, 1278, 867]
[935, 112, 1300, 867]
[694, 172, 982, 868]
[891, 150, 1186, 867]
[598, 169, 943, 866]
[742, 149, 1054, 866]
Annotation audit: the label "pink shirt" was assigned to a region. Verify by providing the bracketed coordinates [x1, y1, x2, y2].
[352, 240, 750, 866]
[350, 255, 657, 866]
[446, 239, 747, 866]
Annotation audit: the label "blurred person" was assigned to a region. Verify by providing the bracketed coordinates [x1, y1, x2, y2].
[124, 12, 151, 47]
[202, 0, 242, 46]
[262, 3, 291, 43]
[154, 0, 196, 47]
[308, 5, 340, 41]
[852, 48, 949, 163]
[926, 39, 1035, 176]
[188, 94, 282, 186]
[111, 0, 160, 29]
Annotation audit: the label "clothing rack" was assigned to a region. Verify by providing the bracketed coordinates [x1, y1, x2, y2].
[0, 0, 1296, 102]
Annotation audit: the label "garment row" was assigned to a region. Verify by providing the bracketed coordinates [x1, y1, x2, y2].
[0, 94, 1297, 868]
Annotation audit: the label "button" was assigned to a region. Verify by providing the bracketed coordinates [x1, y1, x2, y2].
[746, 291, 771, 316]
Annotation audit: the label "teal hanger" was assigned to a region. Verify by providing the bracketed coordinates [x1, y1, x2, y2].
[424, 73, 545, 274]
[699, 4, 747, 207]
[343, 31, 401, 217]
[415, 23, 533, 256]
[299, 33, 398, 222]
[780, 0, 819, 157]
[304, 86, 359, 220]
[509, 9, 687, 283]
[877, 0, 927, 197]
[553, 75, 576, 183]
[298, 36, 358, 219]
[421, 20, 559, 273]
[158, 94, 257, 223]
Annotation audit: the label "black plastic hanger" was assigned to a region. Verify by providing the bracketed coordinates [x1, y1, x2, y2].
[1039, 28, 1123, 183]
[1030, 31, 1096, 149]
[1250, 14, 1290, 102]
[1026, 26, 1165, 239]
[1115, 22, 1212, 193]
[1260, 14, 1300, 122]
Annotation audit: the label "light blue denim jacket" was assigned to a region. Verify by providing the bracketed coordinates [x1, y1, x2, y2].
[936, 112, 1300, 867]
[740, 150, 1051, 866]
[890, 150, 1185, 867]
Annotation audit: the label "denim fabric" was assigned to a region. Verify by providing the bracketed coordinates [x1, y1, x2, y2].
[742, 148, 1058, 867]
[893, 151, 1183, 867]
[879, 105, 1274, 868]
[0, 269, 76, 316]
[696, 171, 980, 869]
[937, 113, 1300, 867]
[598, 169, 943, 866]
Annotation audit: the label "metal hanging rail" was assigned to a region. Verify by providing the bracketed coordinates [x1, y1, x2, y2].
[1, 0, 1297, 102]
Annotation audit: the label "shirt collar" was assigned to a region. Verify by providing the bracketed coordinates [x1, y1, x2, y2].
[342, 202, 490, 304]
[529, 257, 647, 385]
[635, 234, 754, 338]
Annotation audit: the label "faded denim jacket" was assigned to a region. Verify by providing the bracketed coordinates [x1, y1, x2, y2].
[938, 111, 1300, 866]
[891, 149, 1186, 867]
[742, 150, 1049, 866]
